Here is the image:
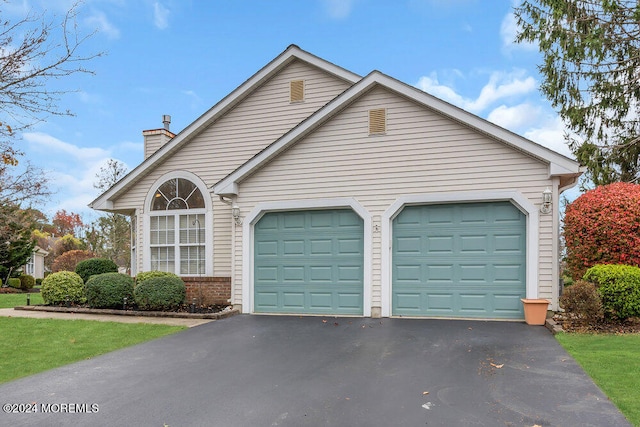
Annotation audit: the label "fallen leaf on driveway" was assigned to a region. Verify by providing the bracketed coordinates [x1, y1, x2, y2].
[422, 391, 429, 395]
[489, 363, 504, 369]
[322, 319, 327, 323]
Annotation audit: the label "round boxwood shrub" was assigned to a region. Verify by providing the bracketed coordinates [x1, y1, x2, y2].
[85, 273, 134, 309]
[559, 280, 604, 327]
[134, 276, 186, 311]
[135, 271, 180, 286]
[18, 274, 35, 290]
[75, 258, 118, 283]
[41, 271, 86, 305]
[7, 277, 21, 289]
[564, 183, 640, 280]
[583, 264, 640, 320]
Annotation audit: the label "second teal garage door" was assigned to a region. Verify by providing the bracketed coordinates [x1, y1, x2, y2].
[392, 202, 526, 319]
[254, 209, 364, 315]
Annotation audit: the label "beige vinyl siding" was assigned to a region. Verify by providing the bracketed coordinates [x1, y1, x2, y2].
[110, 60, 352, 275]
[233, 86, 557, 309]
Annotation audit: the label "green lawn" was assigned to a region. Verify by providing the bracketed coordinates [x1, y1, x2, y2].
[0, 317, 185, 383]
[556, 333, 640, 426]
[0, 292, 44, 308]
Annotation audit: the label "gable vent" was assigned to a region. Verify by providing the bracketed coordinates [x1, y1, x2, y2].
[369, 108, 387, 135]
[290, 80, 305, 102]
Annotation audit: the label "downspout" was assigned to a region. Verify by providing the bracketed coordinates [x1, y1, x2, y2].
[219, 195, 236, 307]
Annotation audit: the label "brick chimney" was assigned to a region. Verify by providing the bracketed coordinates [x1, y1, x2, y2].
[143, 115, 176, 159]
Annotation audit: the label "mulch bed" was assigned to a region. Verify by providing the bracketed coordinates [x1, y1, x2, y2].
[14, 303, 238, 320]
[553, 313, 640, 334]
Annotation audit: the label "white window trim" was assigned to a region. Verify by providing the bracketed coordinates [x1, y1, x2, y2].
[242, 198, 372, 317]
[380, 190, 539, 318]
[143, 171, 213, 276]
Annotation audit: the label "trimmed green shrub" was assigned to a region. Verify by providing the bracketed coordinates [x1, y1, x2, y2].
[559, 280, 604, 327]
[85, 273, 134, 309]
[583, 264, 640, 320]
[18, 274, 35, 290]
[35, 278, 43, 287]
[75, 258, 118, 283]
[7, 278, 21, 289]
[41, 271, 86, 305]
[135, 271, 180, 287]
[134, 276, 186, 311]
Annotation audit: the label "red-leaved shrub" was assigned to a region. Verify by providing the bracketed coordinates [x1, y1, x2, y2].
[564, 182, 640, 280]
[51, 250, 95, 273]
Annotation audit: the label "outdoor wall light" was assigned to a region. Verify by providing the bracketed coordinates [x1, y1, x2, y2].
[232, 205, 243, 226]
[540, 187, 552, 214]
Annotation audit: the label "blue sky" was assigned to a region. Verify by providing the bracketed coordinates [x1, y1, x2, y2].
[5, 0, 574, 221]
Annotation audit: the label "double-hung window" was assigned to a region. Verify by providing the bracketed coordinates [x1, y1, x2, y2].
[149, 177, 206, 275]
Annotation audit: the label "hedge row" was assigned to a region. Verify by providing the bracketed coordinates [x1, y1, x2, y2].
[40, 269, 186, 310]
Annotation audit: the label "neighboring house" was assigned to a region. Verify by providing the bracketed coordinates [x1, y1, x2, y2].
[90, 45, 582, 319]
[23, 246, 49, 279]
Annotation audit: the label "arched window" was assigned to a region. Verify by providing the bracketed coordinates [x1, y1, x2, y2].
[148, 176, 207, 275]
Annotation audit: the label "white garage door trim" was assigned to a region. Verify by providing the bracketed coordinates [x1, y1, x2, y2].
[243, 198, 372, 316]
[381, 191, 539, 318]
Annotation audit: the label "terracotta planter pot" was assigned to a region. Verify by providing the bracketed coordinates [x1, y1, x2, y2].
[521, 298, 550, 325]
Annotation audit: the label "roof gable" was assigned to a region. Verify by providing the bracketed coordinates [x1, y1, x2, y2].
[90, 45, 361, 211]
[214, 71, 581, 196]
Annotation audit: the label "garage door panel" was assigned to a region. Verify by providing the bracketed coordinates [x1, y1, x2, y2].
[459, 264, 487, 282]
[255, 266, 278, 282]
[338, 238, 362, 254]
[283, 266, 305, 281]
[255, 209, 364, 315]
[494, 234, 524, 253]
[256, 240, 278, 256]
[427, 236, 454, 253]
[426, 293, 455, 312]
[393, 202, 525, 319]
[338, 265, 362, 282]
[460, 235, 488, 253]
[459, 294, 488, 313]
[310, 266, 332, 281]
[283, 240, 305, 255]
[309, 292, 332, 308]
[282, 292, 305, 309]
[427, 205, 454, 224]
[426, 264, 454, 282]
[310, 239, 332, 254]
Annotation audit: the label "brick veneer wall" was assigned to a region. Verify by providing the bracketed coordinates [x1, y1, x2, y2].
[182, 276, 231, 306]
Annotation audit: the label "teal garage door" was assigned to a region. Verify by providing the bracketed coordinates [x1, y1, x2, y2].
[392, 202, 526, 319]
[254, 209, 364, 314]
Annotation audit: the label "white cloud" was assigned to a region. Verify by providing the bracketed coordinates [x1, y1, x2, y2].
[23, 132, 116, 217]
[24, 132, 110, 162]
[86, 10, 120, 39]
[500, 3, 536, 52]
[153, 2, 170, 29]
[487, 103, 542, 130]
[321, 0, 356, 19]
[417, 70, 536, 113]
[524, 116, 575, 158]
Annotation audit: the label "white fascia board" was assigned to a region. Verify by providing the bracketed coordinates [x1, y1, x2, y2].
[91, 45, 361, 211]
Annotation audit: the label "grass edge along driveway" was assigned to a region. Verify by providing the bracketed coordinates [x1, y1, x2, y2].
[556, 332, 640, 427]
[0, 317, 185, 384]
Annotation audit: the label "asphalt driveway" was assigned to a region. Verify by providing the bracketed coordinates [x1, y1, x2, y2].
[0, 315, 631, 427]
